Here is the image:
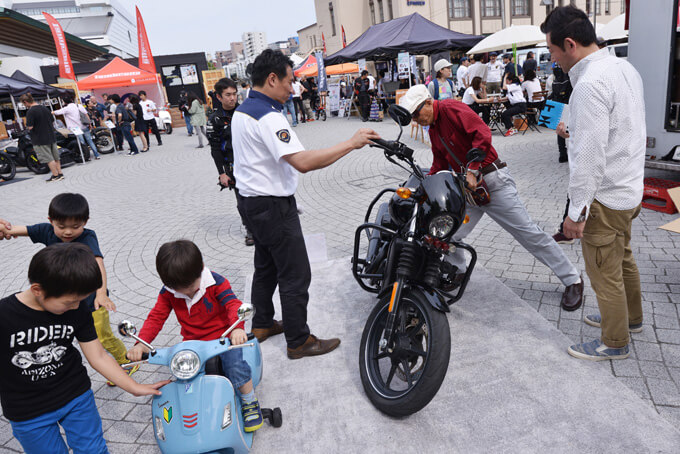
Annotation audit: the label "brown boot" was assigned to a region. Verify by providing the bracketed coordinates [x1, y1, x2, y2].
[287, 334, 340, 360]
[252, 320, 284, 343]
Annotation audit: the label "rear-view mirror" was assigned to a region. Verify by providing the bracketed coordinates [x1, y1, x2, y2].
[388, 105, 412, 127]
[466, 148, 486, 163]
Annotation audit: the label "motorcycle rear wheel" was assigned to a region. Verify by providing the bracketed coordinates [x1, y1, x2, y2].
[26, 150, 49, 174]
[164, 123, 173, 134]
[359, 288, 450, 417]
[95, 132, 115, 154]
[0, 154, 16, 181]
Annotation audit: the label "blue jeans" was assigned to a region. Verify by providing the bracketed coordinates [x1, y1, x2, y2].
[120, 122, 139, 152]
[282, 99, 297, 126]
[184, 114, 193, 135]
[10, 390, 108, 454]
[79, 130, 99, 158]
[218, 347, 251, 389]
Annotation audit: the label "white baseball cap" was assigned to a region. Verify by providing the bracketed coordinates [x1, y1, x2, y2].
[433, 59, 453, 73]
[399, 84, 431, 114]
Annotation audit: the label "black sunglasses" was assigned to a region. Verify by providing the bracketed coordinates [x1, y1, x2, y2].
[413, 101, 427, 118]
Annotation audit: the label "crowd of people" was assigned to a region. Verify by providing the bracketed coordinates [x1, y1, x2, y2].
[0, 4, 652, 453]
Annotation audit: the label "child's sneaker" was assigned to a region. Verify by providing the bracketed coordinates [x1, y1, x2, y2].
[241, 398, 264, 432]
[504, 128, 517, 137]
[106, 363, 140, 387]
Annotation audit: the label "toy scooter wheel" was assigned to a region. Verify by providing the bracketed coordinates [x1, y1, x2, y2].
[271, 408, 282, 428]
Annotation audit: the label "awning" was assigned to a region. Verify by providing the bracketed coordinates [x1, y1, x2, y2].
[294, 55, 318, 77]
[467, 25, 545, 55]
[77, 57, 160, 90]
[325, 13, 483, 65]
[10, 70, 72, 97]
[299, 63, 359, 77]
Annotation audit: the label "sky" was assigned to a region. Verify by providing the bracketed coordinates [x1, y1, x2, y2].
[131, 0, 317, 56]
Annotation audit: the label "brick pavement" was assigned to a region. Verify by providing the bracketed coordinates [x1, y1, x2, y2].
[0, 117, 678, 452]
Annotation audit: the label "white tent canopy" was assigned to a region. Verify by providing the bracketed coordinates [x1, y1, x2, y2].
[600, 14, 628, 41]
[467, 25, 545, 55]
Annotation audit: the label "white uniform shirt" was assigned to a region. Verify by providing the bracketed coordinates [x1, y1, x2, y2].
[232, 90, 304, 197]
[566, 48, 646, 221]
[461, 87, 478, 105]
[466, 62, 488, 84]
[506, 83, 525, 105]
[139, 99, 157, 120]
[486, 61, 504, 83]
[368, 75, 376, 90]
[456, 65, 468, 90]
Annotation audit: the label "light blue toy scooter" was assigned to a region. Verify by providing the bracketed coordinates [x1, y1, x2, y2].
[118, 304, 282, 454]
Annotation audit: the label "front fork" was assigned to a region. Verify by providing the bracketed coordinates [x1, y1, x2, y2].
[380, 205, 419, 352]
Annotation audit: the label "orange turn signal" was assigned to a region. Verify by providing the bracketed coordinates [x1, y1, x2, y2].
[463, 215, 470, 224]
[396, 187, 412, 199]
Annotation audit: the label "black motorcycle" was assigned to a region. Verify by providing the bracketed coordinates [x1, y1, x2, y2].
[2, 130, 76, 174]
[93, 126, 115, 154]
[352, 105, 486, 417]
[0, 149, 16, 181]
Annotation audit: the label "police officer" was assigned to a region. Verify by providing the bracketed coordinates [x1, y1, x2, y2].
[232, 49, 380, 359]
[207, 77, 254, 246]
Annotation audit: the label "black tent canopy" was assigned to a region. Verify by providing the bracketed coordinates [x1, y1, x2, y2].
[11, 70, 72, 98]
[324, 13, 484, 65]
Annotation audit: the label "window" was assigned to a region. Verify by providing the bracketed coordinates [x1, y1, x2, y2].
[17, 6, 81, 15]
[586, 0, 590, 14]
[481, 0, 501, 17]
[387, 0, 394, 20]
[605, 0, 610, 14]
[369, 0, 376, 25]
[378, 0, 385, 22]
[621, 0, 626, 13]
[448, 0, 471, 18]
[511, 0, 529, 16]
[128, 30, 132, 42]
[329, 3, 337, 36]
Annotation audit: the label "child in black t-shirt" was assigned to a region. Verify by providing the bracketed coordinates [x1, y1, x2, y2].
[0, 193, 137, 386]
[0, 243, 169, 453]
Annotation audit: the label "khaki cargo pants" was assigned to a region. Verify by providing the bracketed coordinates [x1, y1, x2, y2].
[582, 200, 642, 348]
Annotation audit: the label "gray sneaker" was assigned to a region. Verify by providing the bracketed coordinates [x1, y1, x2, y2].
[568, 339, 630, 361]
[584, 314, 643, 333]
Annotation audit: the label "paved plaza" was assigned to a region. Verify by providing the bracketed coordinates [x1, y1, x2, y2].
[0, 117, 679, 452]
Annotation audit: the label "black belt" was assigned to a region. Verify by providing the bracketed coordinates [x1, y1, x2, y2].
[480, 158, 507, 176]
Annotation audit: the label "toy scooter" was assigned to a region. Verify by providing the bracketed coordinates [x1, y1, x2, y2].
[118, 304, 282, 454]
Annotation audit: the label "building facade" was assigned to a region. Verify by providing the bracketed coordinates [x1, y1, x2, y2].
[297, 23, 321, 55]
[311, 0, 625, 55]
[242, 31, 267, 59]
[2, 0, 137, 58]
[230, 41, 244, 60]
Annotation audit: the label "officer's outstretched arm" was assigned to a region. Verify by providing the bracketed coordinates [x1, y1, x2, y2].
[283, 128, 381, 173]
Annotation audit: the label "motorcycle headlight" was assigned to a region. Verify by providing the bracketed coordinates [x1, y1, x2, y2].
[170, 350, 200, 380]
[428, 214, 455, 240]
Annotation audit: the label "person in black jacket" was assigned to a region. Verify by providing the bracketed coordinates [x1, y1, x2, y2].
[178, 91, 193, 136]
[207, 78, 254, 246]
[550, 63, 573, 163]
[354, 70, 371, 121]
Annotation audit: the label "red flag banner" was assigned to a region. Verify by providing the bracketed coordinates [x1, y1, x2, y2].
[322, 32, 327, 54]
[43, 12, 75, 80]
[341, 25, 347, 48]
[136, 6, 156, 74]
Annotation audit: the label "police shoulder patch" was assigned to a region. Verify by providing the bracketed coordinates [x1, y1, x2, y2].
[276, 129, 291, 143]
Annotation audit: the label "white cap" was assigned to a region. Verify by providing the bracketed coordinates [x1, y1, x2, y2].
[433, 59, 453, 73]
[399, 84, 431, 114]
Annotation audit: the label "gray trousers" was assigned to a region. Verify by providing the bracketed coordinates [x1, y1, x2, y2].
[449, 167, 580, 287]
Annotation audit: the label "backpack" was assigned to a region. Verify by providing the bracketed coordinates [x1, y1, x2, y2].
[432, 79, 454, 100]
[78, 107, 90, 128]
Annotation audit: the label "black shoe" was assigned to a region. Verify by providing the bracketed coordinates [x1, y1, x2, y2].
[46, 175, 60, 182]
[158, 142, 163, 146]
[126, 151, 139, 156]
[559, 154, 568, 163]
[245, 232, 255, 246]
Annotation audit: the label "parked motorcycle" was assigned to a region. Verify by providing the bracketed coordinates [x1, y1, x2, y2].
[55, 128, 90, 163]
[1, 130, 76, 174]
[93, 126, 115, 154]
[155, 107, 173, 134]
[118, 303, 282, 454]
[352, 105, 486, 417]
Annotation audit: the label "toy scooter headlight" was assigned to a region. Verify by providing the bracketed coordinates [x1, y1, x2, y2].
[170, 350, 200, 380]
[155, 416, 166, 441]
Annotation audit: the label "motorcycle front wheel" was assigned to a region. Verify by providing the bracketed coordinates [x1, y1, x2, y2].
[359, 288, 450, 417]
[164, 123, 173, 134]
[0, 154, 16, 181]
[95, 132, 115, 154]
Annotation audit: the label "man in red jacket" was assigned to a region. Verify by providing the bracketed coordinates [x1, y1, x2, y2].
[126, 240, 264, 432]
[399, 85, 583, 311]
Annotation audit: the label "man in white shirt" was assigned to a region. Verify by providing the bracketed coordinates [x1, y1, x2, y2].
[52, 94, 100, 159]
[543, 6, 646, 361]
[465, 54, 488, 94]
[232, 49, 380, 359]
[138, 90, 162, 146]
[456, 57, 470, 95]
[485, 52, 504, 93]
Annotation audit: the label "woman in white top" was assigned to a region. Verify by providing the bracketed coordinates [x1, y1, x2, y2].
[521, 69, 544, 109]
[462, 76, 490, 124]
[501, 73, 527, 136]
